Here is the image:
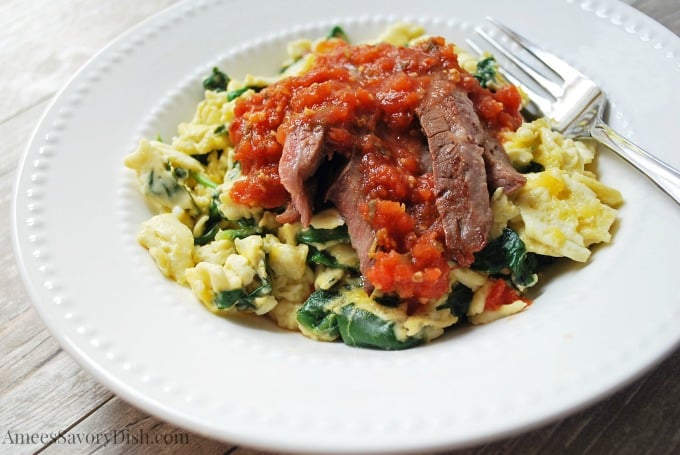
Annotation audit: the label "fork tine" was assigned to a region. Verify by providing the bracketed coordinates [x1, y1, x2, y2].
[475, 27, 564, 100]
[465, 38, 550, 117]
[486, 17, 585, 84]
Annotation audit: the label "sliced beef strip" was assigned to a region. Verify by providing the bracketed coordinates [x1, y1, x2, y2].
[416, 79, 493, 266]
[481, 132, 526, 194]
[278, 122, 326, 226]
[418, 77, 525, 195]
[275, 202, 302, 225]
[325, 153, 376, 291]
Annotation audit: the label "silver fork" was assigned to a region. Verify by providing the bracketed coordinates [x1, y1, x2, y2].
[469, 17, 680, 206]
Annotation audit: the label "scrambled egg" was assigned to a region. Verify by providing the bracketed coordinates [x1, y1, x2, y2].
[138, 213, 195, 284]
[501, 118, 622, 262]
[171, 90, 234, 157]
[374, 22, 426, 46]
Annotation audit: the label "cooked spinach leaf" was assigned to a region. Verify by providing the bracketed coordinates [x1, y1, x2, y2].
[307, 247, 340, 268]
[191, 171, 218, 189]
[214, 124, 228, 136]
[518, 161, 545, 174]
[214, 280, 272, 311]
[327, 25, 349, 42]
[226, 85, 265, 101]
[472, 228, 538, 290]
[373, 293, 401, 308]
[474, 56, 498, 89]
[215, 289, 253, 310]
[306, 246, 357, 270]
[296, 290, 340, 340]
[296, 225, 350, 245]
[335, 304, 422, 350]
[193, 194, 223, 245]
[194, 223, 221, 246]
[203, 67, 230, 92]
[437, 284, 473, 318]
[216, 218, 261, 241]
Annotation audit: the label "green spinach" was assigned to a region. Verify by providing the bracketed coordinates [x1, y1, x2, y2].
[335, 304, 422, 350]
[214, 280, 272, 311]
[296, 290, 341, 340]
[327, 25, 349, 42]
[296, 225, 350, 245]
[226, 85, 265, 101]
[305, 246, 357, 270]
[474, 56, 498, 89]
[437, 284, 473, 318]
[203, 67, 229, 92]
[472, 228, 538, 290]
[216, 218, 261, 241]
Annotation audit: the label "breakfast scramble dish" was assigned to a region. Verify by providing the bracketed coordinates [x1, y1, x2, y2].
[125, 24, 622, 349]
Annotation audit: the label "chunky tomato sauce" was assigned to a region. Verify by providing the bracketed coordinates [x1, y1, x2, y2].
[229, 37, 522, 304]
[483, 279, 531, 312]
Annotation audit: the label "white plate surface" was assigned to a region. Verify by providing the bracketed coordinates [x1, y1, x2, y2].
[12, 0, 680, 453]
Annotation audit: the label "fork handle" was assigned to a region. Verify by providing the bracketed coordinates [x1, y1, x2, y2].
[591, 119, 680, 206]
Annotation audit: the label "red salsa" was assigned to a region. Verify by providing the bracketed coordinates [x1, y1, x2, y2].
[229, 37, 522, 304]
[483, 278, 531, 312]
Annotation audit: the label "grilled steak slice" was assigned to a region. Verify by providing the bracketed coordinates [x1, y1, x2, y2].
[275, 202, 302, 225]
[278, 122, 326, 226]
[416, 79, 493, 266]
[326, 153, 375, 290]
[481, 133, 526, 194]
[419, 79, 525, 195]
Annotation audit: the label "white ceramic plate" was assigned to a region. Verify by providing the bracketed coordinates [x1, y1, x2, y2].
[12, 0, 680, 453]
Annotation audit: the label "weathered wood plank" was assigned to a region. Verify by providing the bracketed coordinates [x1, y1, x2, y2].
[630, 0, 680, 35]
[448, 349, 680, 455]
[0, 349, 112, 455]
[0, 310, 61, 395]
[0, 0, 180, 123]
[0, 102, 47, 179]
[0, 102, 47, 330]
[38, 398, 234, 454]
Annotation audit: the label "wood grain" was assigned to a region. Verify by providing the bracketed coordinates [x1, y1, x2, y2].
[1, 0, 678, 454]
[450, 350, 680, 455]
[39, 398, 230, 455]
[0, 0, 180, 123]
[631, 0, 680, 33]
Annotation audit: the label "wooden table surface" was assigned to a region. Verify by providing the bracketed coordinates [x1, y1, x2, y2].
[1, 1, 678, 454]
